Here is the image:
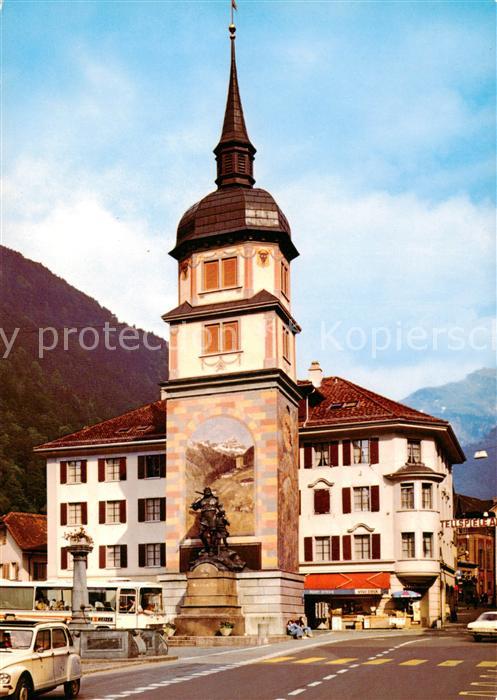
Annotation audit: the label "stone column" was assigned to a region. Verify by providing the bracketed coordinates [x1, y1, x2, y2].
[67, 541, 93, 630]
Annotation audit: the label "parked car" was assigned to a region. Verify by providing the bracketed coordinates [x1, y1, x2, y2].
[0, 619, 81, 698]
[467, 611, 497, 641]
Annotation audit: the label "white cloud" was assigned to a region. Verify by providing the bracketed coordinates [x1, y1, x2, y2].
[4, 189, 175, 338]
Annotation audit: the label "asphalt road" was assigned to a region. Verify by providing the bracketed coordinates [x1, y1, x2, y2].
[43, 629, 497, 700]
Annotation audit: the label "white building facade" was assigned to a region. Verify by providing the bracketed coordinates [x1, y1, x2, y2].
[39, 403, 168, 581]
[298, 366, 464, 627]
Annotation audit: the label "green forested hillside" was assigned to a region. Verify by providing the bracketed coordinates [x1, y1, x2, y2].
[0, 245, 168, 513]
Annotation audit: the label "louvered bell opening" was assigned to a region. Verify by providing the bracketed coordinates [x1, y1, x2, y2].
[224, 153, 233, 173]
[238, 153, 246, 173]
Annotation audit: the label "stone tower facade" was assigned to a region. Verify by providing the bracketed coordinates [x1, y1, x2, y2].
[161, 25, 302, 583]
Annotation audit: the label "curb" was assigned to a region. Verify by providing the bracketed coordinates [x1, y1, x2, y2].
[82, 655, 179, 676]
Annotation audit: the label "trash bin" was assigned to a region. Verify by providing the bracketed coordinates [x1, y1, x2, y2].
[331, 616, 343, 631]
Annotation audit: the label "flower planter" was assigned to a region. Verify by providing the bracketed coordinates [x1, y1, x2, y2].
[219, 627, 233, 636]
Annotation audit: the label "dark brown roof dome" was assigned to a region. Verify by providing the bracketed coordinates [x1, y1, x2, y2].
[171, 186, 297, 261]
[169, 27, 298, 263]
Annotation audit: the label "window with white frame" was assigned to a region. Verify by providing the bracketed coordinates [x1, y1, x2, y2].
[313, 444, 330, 467]
[407, 439, 422, 464]
[354, 534, 371, 559]
[400, 482, 415, 509]
[67, 461, 82, 484]
[144, 455, 164, 479]
[353, 487, 370, 512]
[401, 532, 415, 558]
[106, 501, 121, 524]
[146, 544, 161, 567]
[352, 439, 369, 464]
[145, 499, 161, 522]
[314, 537, 330, 562]
[105, 458, 120, 481]
[421, 483, 433, 509]
[67, 503, 82, 526]
[106, 545, 121, 568]
[423, 532, 433, 558]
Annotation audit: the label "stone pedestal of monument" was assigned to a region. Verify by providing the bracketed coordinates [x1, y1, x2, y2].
[174, 562, 245, 636]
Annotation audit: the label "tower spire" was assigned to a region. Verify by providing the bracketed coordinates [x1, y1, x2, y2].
[214, 23, 256, 189]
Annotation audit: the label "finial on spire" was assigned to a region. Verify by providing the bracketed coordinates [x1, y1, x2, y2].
[230, 0, 237, 27]
[214, 4, 256, 189]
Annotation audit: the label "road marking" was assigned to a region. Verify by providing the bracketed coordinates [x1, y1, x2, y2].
[399, 659, 427, 666]
[288, 690, 306, 696]
[363, 658, 393, 665]
[480, 675, 497, 679]
[263, 656, 296, 663]
[337, 669, 349, 674]
[439, 660, 464, 667]
[459, 692, 497, 697]
[308, 681, 322, 687]
[323, 674, 337, 680]
[349, 663, 360, 668]
[478, 662, 497, 668]
[326, 657, 358, 664]
[295, 656, 327, 664]
[471, 683, 497, 687]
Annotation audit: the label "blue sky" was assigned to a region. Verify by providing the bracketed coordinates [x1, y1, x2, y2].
[3, 0, 495, 397]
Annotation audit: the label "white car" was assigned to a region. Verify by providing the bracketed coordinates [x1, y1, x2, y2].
[0, 619, 81, 699]
[467, 611, 497, 641]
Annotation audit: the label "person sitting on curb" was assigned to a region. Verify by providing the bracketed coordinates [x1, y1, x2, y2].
[286, 619, 304, 639]
[297, 616, 313, 638]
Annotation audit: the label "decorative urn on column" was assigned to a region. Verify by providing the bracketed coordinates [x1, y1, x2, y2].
[63, 527, 94, 630]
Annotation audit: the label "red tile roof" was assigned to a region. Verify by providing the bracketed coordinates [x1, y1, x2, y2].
[35, 400, 167, 451]
[1, 512, 47, 552]
[299, 376, 447, 427]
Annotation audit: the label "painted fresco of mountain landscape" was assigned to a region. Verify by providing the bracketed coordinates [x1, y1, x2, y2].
[185, 417, 255, 538]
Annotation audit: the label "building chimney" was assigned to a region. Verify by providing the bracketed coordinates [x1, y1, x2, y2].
[308, 360, 323, 388]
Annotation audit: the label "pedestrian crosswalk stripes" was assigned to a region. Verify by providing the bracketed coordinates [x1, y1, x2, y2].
[260, 656, 497, 669]
[439, 660, 464, 667]
[400, 659, 428, 666]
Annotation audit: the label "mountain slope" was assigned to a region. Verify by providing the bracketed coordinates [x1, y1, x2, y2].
[452, 426, 497, 499]
[0, 245, 168, 513]
[402, 368, 496, 446]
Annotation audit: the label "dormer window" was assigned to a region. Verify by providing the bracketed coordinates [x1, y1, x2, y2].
[202, 257, 238, 291]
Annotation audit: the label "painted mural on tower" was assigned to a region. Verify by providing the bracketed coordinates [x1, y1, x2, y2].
[185, 417, 255, 537]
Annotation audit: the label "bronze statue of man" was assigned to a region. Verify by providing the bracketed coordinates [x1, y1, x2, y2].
[191, 487, 220, 552]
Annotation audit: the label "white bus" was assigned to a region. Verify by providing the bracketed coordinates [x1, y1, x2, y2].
[0, 580, 168, 629]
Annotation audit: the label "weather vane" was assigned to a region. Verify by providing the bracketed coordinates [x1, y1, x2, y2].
[230, 0, 237, 28]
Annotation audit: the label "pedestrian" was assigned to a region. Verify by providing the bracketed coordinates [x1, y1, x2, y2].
[297, 616, 313, 637]
[286, 620, 304, 639]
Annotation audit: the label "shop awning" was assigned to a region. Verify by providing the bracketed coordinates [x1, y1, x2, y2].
[304, 572, 390, 595]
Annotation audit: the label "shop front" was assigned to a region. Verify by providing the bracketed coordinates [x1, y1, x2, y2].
[304, 572, 391, 629]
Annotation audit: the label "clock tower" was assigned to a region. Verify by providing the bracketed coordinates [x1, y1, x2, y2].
[161, 24, 304, 632]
